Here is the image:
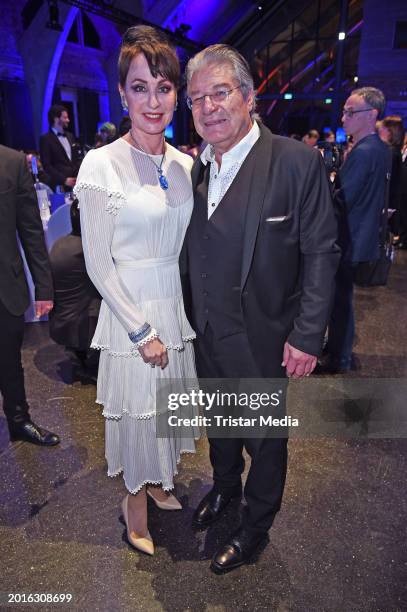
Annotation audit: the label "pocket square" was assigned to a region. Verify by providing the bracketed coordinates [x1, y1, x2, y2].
[265, 215, 290, 223]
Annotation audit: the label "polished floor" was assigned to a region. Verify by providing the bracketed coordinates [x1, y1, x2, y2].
[1, 251, 407, 612]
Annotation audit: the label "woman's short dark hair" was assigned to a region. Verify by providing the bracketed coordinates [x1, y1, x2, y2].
[118, 25, 180, 89]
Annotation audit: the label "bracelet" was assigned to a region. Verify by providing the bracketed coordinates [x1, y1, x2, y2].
[128, 323, 151, 344]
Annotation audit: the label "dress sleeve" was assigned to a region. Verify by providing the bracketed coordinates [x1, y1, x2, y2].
[74, 150, 150, 335]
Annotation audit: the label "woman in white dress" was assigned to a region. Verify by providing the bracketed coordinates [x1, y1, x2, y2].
[74, 25, 198, 555]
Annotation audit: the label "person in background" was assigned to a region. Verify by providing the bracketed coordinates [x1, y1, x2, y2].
[377, 115, 405, 243]
[95, 122, 117, 148]
[343, 135, 354, 162]
[25, 151, 52, 188]
[40, 105, 79, 191]
[178, 144, 200, 159]
[118, 115, 132, 137]
[323, 130, 336, 143]
[398, 133, 407, 249]
[48, 200, 101, 378]
[320, 87, 390, 374]
[0, 144, 59, 446]
[302, 129, 320, 147]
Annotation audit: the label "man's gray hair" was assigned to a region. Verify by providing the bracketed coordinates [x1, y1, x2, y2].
[352, 87, 386, 118]
[186, 44, 256, 112]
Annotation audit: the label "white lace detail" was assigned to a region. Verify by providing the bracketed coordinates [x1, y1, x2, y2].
[108, 449, 197, 493]
[136, 328, 159, 348]
[90, 335, 195, 357]
[102, 402, 191, 419]
[103, 409, 156, 420]
[74, 182, 126, 215]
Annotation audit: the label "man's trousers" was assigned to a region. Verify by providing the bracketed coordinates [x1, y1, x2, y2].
[194, 324, 288, 535]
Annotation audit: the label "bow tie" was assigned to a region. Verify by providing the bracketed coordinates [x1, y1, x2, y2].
[57, 132, 65, 137]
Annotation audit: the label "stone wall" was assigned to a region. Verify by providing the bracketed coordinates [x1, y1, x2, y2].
[358, 0, 407, 121]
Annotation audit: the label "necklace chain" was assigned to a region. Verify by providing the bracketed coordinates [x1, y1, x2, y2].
[129, 131, 169, 190]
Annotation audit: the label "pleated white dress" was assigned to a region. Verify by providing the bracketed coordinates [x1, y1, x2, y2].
[74, 138, 199, 493]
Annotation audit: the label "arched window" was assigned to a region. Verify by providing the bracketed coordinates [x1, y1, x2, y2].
[67, 11, 101, 50]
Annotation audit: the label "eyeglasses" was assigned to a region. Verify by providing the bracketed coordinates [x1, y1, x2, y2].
[186, 86, 242, 110]
[342, 107, 374, 118]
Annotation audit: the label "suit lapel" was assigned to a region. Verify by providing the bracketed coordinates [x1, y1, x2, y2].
[240, 123, 274, 289]
[191, 157, 206, 192]
[189, 127, 274, 290]
[51, 130, 71, 161]
[183, 158, 208, 263]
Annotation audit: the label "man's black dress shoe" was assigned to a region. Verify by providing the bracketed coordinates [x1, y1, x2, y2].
[210, 527, 267, 574]
[192, 487, 241, 528]
[9, 420, 60, 446]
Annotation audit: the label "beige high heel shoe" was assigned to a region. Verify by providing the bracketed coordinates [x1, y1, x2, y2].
[121, 495, 154, 555]
[147, 488, 182, 511]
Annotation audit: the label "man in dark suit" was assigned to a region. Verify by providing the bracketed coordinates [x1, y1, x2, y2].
[322, 87, 390, 373]
[49, 199, 101, 374]
[0, 144, 59, 446]
[39, 105, 79, 191]
[400, 138, 407, 249]
[182, 45, 340, 573]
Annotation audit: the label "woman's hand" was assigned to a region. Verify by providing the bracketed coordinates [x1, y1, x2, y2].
[138, 337, 168, 369]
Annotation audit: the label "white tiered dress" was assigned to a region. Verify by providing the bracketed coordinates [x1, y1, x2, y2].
[74, 138, 199, 493]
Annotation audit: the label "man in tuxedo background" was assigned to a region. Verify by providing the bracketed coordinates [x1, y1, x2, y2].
[0, 144, 60, 446]
[40, 105, 79, 191]
[182, 44, 340, 573]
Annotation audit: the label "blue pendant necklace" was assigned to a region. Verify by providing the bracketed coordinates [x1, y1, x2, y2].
[130, 131, 169, 190]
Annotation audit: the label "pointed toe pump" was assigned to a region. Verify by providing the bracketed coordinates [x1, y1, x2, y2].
[147, 488, 182, 511]
[121, 495, 154, 555]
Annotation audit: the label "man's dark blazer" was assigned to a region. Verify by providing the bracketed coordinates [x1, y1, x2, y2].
[0, 145, 53, 316]
[39, 130, 78, 190]
[334, 133, 390, 262]
[181, 123, 341, 377]
[49, 233, 101, 349]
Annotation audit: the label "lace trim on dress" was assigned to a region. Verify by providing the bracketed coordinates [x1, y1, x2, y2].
[102, 403, 195, 419]
[74, 182, 126, 215]
[137, 330, 160, 348]
[90, 334, 195, 357]
[108, 449, 197, 493]
[103, 409, 157, 420]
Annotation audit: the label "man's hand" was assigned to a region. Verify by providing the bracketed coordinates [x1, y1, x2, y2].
[139, 337, 168, 369]
[282, 341, 317, 378]
[34, 300, 53, 318]
[64, 177, 76, 187]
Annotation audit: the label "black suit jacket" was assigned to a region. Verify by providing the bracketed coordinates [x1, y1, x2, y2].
[334, 134, 390, 262]
[0, 145, 53, 315]
[49, 233, 101, 349]
[181, 124, 341, 376]
[39, 130, 78, 190]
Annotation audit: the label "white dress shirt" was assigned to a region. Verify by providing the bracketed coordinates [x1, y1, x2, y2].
[200, 121, 260, 219]
[52, 127, 72, 161]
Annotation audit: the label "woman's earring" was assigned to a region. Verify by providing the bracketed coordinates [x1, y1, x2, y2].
[121, 97, 128, 110]
[174, 98, 178, 111]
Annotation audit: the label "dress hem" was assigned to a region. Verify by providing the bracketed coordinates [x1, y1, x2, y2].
[108, 448, 197, 494]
